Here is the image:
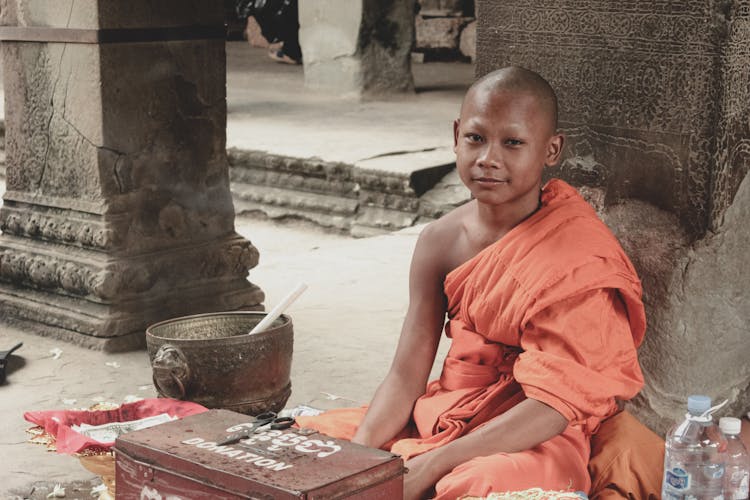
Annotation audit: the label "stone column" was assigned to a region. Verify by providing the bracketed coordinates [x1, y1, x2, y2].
[0, 0, 264, 351]
[299, 0, 415, 96]
[476, 0, 750, 431]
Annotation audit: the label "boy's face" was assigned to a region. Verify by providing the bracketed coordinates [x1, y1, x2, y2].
[453, 87, 563, 210]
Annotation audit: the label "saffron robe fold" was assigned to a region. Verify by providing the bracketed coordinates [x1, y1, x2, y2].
[296, 179, 646, 495]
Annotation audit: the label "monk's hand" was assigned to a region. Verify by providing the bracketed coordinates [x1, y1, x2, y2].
[403, 453, 441, 500]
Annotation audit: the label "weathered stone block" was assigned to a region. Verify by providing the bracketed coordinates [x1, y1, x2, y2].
[228, 149, 358, 197]
[233, 197, 356, 233]
[228, 149, 356, 182]
[233, 183, 359, 217]
[230, 167, 357, 197]
[226, 148, 461, 237]
[359, 190, 421, 212]
[415, 16, 465, 50]
[0, 0, 263, 349]
[2, 42, 102, 202]
[628, 171, 750, 433]
[354, 205, 418, 232]
[418, 0, 465, 14]
[0, 0, 98, 28]
[459, 20, 476, 60]
[418, 169, 470, 219]
[355, 169, 414, 196]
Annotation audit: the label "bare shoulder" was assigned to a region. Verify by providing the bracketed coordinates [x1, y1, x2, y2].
[417, 202, 470, 246]
[413, 201, 474, 277]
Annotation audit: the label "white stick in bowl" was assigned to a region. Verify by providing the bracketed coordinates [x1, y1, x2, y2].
[249, 282, 308, 335]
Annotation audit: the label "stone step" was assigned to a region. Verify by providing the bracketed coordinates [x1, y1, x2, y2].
[228, 148, 466, 237]
[233, 184, 359, 233]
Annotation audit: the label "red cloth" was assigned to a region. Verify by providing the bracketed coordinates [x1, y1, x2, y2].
[298, 180, 646, 496]
[24, 398, 208, 454]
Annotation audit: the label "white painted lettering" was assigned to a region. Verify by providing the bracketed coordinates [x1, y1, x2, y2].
[220, 449, 245, 458]
[296, 439, 342, 458]
[211, 445, 233, 454]
[254, 459, 276, 467]
[267, 462, 293, 471]
[180, 435, 296, 472]
[226, 422, 255, 433]
[140, 485, 162, 500]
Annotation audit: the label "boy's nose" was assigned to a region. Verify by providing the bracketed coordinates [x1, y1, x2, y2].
[477, 142, 501, 168]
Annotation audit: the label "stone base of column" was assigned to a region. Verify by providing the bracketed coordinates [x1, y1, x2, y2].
[0, 214, 265, 351]
[0, 283, 263, 352]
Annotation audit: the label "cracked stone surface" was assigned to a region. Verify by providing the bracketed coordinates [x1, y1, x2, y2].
[0, 2, 263, 348]
[630, 170, 750, 433]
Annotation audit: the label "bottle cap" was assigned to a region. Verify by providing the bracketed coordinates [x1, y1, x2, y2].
[720, 417, 742, 435]
[687, 395, 712, 415]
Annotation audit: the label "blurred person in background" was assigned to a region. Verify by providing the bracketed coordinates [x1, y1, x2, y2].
[236, 0, 302, 64]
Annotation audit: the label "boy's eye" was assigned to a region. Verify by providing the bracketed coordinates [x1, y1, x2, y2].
[466, 133, 483, 143]
[505, 138, 523, 146]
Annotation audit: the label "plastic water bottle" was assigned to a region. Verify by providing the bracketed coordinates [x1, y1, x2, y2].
[720, 417, 749, 500]
[662, 395, 728, 499]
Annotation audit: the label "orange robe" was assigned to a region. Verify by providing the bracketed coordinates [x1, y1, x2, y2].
[297, 179, 646, 498]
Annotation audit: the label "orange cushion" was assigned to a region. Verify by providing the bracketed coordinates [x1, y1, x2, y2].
[587, 410, 664, 500]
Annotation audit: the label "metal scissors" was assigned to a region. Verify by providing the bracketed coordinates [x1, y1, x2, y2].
[218, 412, 295, 446]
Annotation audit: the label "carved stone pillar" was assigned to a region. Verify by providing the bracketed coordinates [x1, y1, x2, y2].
[0, 0, 264, 351]
[299, 0, 415, 96]
[476, 0, 750, 431]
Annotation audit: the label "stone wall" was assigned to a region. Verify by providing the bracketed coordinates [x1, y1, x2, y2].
[227, 149, 458, 237]
[477, 0, 750, 432]
[711, 2, 750, 227]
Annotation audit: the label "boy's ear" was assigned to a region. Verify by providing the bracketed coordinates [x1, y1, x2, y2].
[545, 133, 565, 167]
[453, 119, 460, 151]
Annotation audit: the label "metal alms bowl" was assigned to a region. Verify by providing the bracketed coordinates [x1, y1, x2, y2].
[146, 311, 293, 415]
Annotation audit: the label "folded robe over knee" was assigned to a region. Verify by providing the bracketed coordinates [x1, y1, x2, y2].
[297, 179, 647, 496]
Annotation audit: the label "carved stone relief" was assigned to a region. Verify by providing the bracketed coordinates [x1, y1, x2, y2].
[0, 1, 264, 349]
[477, 0, 731, 237]
[477, 0, 750, 430]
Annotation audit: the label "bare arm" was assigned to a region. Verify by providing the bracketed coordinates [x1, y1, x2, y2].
[352, 224, 448, 448]
[404, 399, 568, 499]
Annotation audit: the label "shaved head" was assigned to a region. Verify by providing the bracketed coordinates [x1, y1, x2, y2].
[462, 66, 559, 135]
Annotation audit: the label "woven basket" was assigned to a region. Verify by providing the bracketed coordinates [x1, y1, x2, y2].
[78, 453, 116, 498]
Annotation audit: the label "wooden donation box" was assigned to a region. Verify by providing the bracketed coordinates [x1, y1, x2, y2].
[115, 409, 404, 499]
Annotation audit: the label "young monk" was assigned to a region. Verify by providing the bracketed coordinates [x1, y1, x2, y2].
[296, 66, 646, 499]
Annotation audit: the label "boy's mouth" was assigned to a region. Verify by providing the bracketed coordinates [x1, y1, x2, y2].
[474, 177, 508, 184]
